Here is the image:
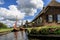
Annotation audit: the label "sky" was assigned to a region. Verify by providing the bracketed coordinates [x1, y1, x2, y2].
[0, 0, 60, 27]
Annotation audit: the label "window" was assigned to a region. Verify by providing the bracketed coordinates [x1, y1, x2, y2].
[37, 18, 40, 23]
[48, 15, 53, 22]
[37, 19, 38, 24]
[57, 15, 60, 23]
[37, 19, 39, 24]
[40, 17, 42, 23]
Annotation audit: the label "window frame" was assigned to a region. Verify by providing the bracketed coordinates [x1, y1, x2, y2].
[57, 14, 60, 23]
[39, 17, 42, 23]
[48, 15, 53, 22]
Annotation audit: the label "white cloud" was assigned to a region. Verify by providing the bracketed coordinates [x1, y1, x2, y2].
[0, 0, 4, 4]
[0, 0, 44, 27]
[27, 19, 32, 22]
[0, 19, 27, 27]
[16, 0, 44, 16]
[0, 20, 14, 27]
[0, 17, 4, 21]
[0, 5, 26, 27]
[0, 5, 25, 20]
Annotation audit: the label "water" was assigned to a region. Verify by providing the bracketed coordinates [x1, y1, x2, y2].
[0, 31, 28, 40]
[0, 31, 58, 40]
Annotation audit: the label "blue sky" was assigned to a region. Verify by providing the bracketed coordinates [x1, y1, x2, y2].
[0, 0, 50, 20]
[0, 0, 60, 27]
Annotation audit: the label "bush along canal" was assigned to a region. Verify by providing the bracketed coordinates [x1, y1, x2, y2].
[27, 26, 60, 40]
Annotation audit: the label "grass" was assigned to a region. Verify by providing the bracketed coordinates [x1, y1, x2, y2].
[0, 28, 13, 32]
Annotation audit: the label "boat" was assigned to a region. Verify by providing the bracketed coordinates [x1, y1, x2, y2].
[12, 16, 19, 32]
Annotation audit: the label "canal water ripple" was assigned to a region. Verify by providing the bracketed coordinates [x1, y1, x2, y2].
[0, 31, 28, 40]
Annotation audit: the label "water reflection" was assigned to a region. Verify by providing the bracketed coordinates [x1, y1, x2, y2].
[14, 32, 18, 40]
[0, 31, 28, 40]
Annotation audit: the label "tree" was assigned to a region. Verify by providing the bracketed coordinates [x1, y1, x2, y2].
[0, 22, 8, 29]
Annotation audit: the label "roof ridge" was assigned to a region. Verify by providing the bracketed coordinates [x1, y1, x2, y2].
[48, 0, 60, 6]
[51, 0, 56, 1]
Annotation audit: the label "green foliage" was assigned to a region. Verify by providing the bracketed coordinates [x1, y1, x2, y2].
[0, 22, 8, 29]
[39, 28, 49, 35]
[29, 26, 60, 35]
[30, 29, 38, 35]
[0, 28, 13, 32]
[54, 28, 60, 35]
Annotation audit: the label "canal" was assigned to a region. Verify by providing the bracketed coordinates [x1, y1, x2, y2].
[0, 31, 39, 40]
[0, 31, 59, 40]
[0, 31, 29, 40]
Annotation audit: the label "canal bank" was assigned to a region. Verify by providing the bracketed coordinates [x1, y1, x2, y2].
[0, 28, 13, 36]
[0, 31, 11, 36]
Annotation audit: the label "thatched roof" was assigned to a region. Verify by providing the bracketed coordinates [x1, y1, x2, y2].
[32, 0, 60, 22]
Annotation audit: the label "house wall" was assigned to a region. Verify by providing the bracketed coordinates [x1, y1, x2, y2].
[32, 6, 60, 27]
[42, 6, 60, 26]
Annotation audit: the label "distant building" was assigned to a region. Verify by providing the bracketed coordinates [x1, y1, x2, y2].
[24, 20, 33, 28]
[32, 0, 60, 27]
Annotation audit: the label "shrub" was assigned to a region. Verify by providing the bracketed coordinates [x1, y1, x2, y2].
[0, 22, 8, 29]
[39, 28, 49, 35]
[54, 28, 60, 35]
[30, 29, 38, 35]
[29, 26, 60, 35]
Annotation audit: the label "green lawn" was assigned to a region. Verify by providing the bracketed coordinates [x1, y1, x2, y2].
[0, 28, 13, 32]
